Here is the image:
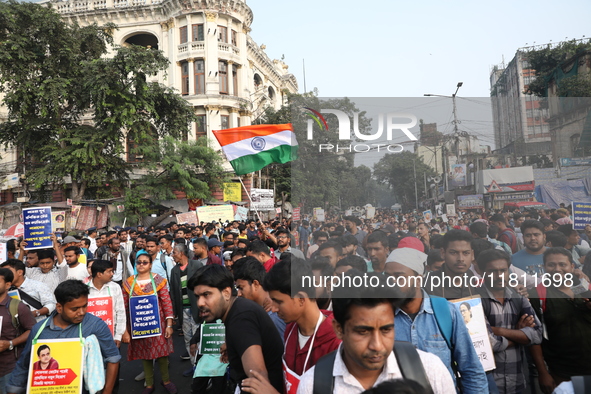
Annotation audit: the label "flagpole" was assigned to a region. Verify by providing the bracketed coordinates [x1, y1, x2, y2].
[239, 176, 263, 223]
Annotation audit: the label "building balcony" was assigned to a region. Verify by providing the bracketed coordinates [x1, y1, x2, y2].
[54, 0, 162, 13]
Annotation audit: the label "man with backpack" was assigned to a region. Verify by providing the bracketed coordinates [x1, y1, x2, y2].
[295, 272, 455, 394]
[0, 267, 36, 393]
[528, 247, 591, 394]
[384, 247, 488, 393]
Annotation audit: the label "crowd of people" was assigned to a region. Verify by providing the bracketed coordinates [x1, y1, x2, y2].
[0, 204, 589, 394]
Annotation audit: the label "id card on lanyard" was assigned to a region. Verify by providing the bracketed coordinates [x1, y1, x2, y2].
[87, 285, 114, 336]
[129, 274, 162, 339]
[282, 313, 323, 394]
[27, 318, 85, 394]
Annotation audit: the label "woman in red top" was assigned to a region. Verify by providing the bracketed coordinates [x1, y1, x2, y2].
[122, 252, 176, 394]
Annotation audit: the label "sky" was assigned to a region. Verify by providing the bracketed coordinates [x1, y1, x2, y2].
[247, 0, 591, 98]
[247, 0, 590, 167]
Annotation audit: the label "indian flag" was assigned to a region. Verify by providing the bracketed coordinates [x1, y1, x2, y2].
[212, 123, 299, 175]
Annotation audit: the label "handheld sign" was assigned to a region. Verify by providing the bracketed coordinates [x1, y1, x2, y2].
[572, 201, 591, 230]
[199, 323, 225, 355]
[129, 294, 162, 339]
[87, 297, 114, 336]
[28, 339, 84, 394]
[452, 297, 496, 372]
[23, 207, 53, 250]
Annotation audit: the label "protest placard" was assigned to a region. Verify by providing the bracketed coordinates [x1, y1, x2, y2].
[199, 323, 226, 355]
[423, 210, 432, 222]
[234, 206, 249, 221]
[70, 205, 81, 230]
[51, 211, 66, 233]
[87, 297, 114, 336]
[28, 338, 84, 394]
[366, 207, 376, 219]
[176, 211, 198, 226]
[129, 294, 162, 339]
[0, 243, 6, 262]
[196, 205, 235, 223]
[572, 201, 591, 230]
[292, 207, 301, 221]
[250, 188, 274, 211]
[451, 297, 496, 372]
[313, 208, 325, 222]
[23, 207, 53, 250]
[446, 204, 457, 217]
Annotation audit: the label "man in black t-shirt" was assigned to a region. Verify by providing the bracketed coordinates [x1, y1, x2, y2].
[188, 264, 284, 393]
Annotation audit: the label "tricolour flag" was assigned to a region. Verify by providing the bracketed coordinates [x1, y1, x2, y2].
[212, 123, 299, 175]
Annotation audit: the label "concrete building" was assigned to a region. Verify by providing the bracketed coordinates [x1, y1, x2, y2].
[0, 0, 298, 204]
[490, 50, 551, 165]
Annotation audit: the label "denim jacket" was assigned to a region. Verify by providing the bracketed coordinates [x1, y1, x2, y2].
[395, 290, 488, 394]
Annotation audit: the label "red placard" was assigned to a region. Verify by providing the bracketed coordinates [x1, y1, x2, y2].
[292, 208, 301, 221]
[87, 296, 114, 335]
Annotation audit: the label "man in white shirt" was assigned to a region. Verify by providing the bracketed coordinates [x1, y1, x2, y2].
[296, 273, 455, 394]
[87, 259, 127, 346]
[61, 246, 90, 281]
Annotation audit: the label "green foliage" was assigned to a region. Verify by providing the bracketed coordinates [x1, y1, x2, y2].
[524, 39, 591, 96]
[0, 1, 210, 203]
[373, 151, 435, 209]
[140, 137, 228, 201]
[557, 74, 591, 97]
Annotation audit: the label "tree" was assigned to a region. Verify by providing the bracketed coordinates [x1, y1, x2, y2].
[373, 151, 435, 209]
[0, 1, 222, 202]
[524, 39, 591, 97]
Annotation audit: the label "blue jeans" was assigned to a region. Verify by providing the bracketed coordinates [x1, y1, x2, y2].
[0, 372, 13, 394]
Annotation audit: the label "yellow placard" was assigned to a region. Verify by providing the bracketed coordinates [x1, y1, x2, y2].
[223, 183, 242, 202]
[51, 211, 66, 233]
[28, 338, 84, 394]
[196, 205, 235, 224]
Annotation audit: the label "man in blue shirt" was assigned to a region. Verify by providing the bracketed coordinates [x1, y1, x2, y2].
[511, 220, 546, 275]
[7, 280, 121, 394]
[384, 247, 488, 394]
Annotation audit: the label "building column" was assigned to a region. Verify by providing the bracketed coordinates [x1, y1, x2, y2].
[187, 58, 195, 95]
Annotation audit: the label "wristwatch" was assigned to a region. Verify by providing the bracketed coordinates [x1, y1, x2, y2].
[34, 310, 40, 317]
[8, 341, 13, 351]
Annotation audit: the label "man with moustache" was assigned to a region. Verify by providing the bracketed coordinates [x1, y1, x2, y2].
[511, 220, 546, 275]
[189, 265, 284, 393]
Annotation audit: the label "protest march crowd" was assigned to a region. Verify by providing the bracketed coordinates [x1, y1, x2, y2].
[0, 204, 590, 394]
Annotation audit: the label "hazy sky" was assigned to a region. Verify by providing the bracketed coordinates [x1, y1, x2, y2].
[248, 0, 590, 98]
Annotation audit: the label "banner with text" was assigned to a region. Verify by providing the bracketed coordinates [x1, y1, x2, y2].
[23, 207, 53, 250]
[176, 211, 198, 226]
[250, 188, 274, 211]
[197, 205, 235, 223]
[572, 201, 591, 230]
[28, 338, 83, 394]
[199, 323, 226, 355]
[129, 294, 162, 339]
[87, 296, 114, 336]
[223, 183, 242, 202]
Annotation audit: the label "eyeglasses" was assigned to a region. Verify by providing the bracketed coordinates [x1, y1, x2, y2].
[136, 261, 151, 266]
[277, 236, 289, 239]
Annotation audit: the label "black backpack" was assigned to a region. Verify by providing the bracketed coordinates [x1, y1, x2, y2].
[312, 341, 434, 394]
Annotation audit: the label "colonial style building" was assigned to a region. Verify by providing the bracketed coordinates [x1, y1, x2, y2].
[0, 0, 298, 204]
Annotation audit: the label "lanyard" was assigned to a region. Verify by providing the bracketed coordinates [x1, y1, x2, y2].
[88, 281, 112, 297]
[129, 273, 157, 296]
[33, 315, 84, 346]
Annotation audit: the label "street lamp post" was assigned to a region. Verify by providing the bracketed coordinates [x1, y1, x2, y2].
[424, 82, 463, 192]
[413, 158, 418, 211]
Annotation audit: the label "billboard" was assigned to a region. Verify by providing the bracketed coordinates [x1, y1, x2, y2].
[476, 166, 535, 194]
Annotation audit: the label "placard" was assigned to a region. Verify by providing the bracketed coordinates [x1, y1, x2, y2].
[51, 211, 66, 233]
[292, 207, 301, 221]
[23, 207, 53, 250]
[196, 205, 235, 223]
[572, 201, 591, 230]
[176, 211, 198, 226]
[451, 297, 496, 372]
[234, 206, 249, 221]
[129, 294, 162, 339]
[423, 210, 432, 222]
[446, 204, 457, 217]
[0, 243, 6, 262]
[223, 183, 242, 202]
[313, 208, 325, 222]
[87, 296, 114, 336]
[366, 207, 376, 219]
[457, 195, 484, 210]
[250, 188, 274, 211]
[199, 323, 226, 355]
[28, 338, 84, 394]
[70, 205, 81, 230]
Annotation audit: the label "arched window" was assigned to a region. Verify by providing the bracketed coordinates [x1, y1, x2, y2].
[268, 86, 275, 101]
[124, 33, 159, 50]
[254, 74, 262, 89]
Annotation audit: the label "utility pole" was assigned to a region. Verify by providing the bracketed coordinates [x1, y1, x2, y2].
[413, 159, 418, 210]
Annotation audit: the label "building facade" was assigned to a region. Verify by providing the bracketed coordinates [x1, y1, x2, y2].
[490, 50, 551, 164]
[0, 0, 298, 204]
